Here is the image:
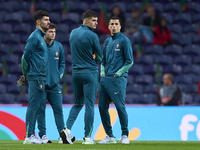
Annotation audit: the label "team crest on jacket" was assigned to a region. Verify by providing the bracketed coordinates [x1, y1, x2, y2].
[55, 51, 59, 56]
[116, 43, 119, 48]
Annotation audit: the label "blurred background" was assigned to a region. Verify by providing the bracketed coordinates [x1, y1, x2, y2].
[0, 0, 200, 106]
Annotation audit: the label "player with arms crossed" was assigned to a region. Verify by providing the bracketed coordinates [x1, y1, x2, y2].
[60, 10, 102, 145]
[98, 16, 133, 144]
[21, 10, 50, 144]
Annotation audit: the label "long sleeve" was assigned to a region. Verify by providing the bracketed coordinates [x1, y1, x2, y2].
[92, 34, 102, 61]
[115, 39, 134, 76]
[59, 45, 65, 79]
[21, 37, 37, 77]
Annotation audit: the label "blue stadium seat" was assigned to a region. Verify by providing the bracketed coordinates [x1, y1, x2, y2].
[22, 13, 34, 25]
[127, 75, 134, 85]
[152, 2, 164, 13]
[90, 2, 105, 14]
[0, 44, 10, 55]
[125, 94, 136, 104]
[57, 34, 70, 46]
[164, 44, 182, 57]
[134, 94, 155, 104]
[184, 84, 198, 94]
[155, 55, 172, 67]
[126, 84, 143, 95]
[174, 55, 192, 66]
[191, 74, 200, 84]
[183, 65, 200, 76]
[144, 84, 157, 94]
[185, 2, 200, 16]
[7, 84, 20, 95]
[135, 75, 153, 86]
[67, 85, 73, 94]
[164, 3, 179, 16]
[2, 34, 21, 45]
[192, 35, 200, 45]
[4, 13, 22, 25]
[0, 94, 15, 104]
[182, 94, 193, 105]
[183, 45, 200, 57]
[194, 95, 200, 105]
[9, 64, 22, 77]
[0, 24, 12, 35]
[179, 34, 192, 46]
[61, 13, 80, 26]
[135, 55, 153, 66]
[193, 56, 200, 65]
[183, 24, 199, 34]
[145, 45, 163, 57]
[192, 14, 200, 24]
[109, 2, 126, 13]
[36, 2, 51, 13]
[16, 94, 29, 104]
[14, 2, 30, 14]
[0, 3, 13, 15]
[99, 34, 110, 43]
[56, 23, 69, 35]
[162, 13, 173, 25]
[163, 64, 182, 76]
[63, 94, 74, 104]
[13, 23, 31, 36]
[128, 64, 143, 76]
[0, 84, 6, 94]
[50, 13, 61, 24]
[51, 2, 62, 14]
[1, 55, 19, 66]
[0, 64, 2, 76]
[13, 44, 25, 57]
[175, 75, 192, 86]
[71, 2, 89, 14]
[169, 24, 182, 35]
[21, 34, 29, 44]
[0, 74, 18, 86]
[144, 64, 161, 76]
[173, 13, 192, 26]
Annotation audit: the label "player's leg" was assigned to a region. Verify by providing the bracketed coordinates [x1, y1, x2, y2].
[82, 72, 98, 138]
[24, 80, 45, 144]
[47, 84, 64, 135]
[108, 77, 129, 137]
[98, 77, 114, 138]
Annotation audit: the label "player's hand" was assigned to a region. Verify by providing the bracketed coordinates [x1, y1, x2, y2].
[93, 53, 96, 60]
[101, 74, 105, 76]
[114, 74, 119, 77]
[19, 75, 27, 85]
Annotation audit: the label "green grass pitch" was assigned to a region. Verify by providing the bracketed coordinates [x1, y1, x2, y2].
[0, 140, 200, 150]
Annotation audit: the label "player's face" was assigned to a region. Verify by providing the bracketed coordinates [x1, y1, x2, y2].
[109, 19, 121, 35]
[87, 17, 98, 29]
[40, 16, 50, 31]
[45, 28, 56, 40]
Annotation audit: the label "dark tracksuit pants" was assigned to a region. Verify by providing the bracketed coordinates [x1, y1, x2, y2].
[26, 80, 46, 137]
[99, 76, 129, 137]
[66, 72, 99, 137]
[36, 84, 64, 138]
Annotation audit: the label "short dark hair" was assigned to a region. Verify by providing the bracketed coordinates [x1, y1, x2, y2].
[33, 10, 49, 24]
[48, 23, 56, 30]
[82, 10, 98, 21]
[132, 7, 140, 13]
[109, 16, 121, 25]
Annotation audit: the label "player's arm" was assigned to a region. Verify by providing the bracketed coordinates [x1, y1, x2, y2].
[59, 45, 65, 79]
[101, 39, 108, 76]
[115, 38, 134, 77]
[21, 37, 37, 77]
[92, 34, 102, 61]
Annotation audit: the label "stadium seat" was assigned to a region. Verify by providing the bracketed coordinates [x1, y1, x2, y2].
[7, 84, 20, 95]
[0, 24, 12, 35]
[125, 94, 135, 104]
[0, 64, 2, 75]
[183, 45, 200, 57]
[135, 75, 153, 86]
[152, 2, 164, 13]
[90, 2, 104, 14]
[127, 75, 134, 85]
[175, 75, 192, 86]
[1, 55, 19, 66]
[193, 56, 200, 65]
[51, 2, 63, 14]
[185, 2, 200, 15]
[162, 13, 173, 25]
[14, 2, 30, 14]
[192, 14, 200, 24]
[155, 55, 172, 67]
[56, 23, 69, 35]
[0, 94, 15, 104]
[99, 34, 110, 43]
[174, 55, 192, 67]
[0, 74, 18, 86]
[145, 45, 163, 57]
[49, 13, 61, 24]
[4, 13, 22, 25]
[70, 2, 89, 14]
[173, 13, 191, 26]
[15, 94, 29, 104]
[184, 84, 198, 94]
[128, 64, 143, 76]
[13, 44, 25, 57]
[13, 23, 31, 35]
[2, 34, 21, 45]
[9, 64, 22, 77]
[61, 13, 80, 26]
[135, 55, 153, 66]
[191, 74, 200, 84]
[144, 84, 157, 94]
[22, 12, 34, 24]
[57, 34, 70, 46]
[183, 65, 200, 76]
[163, 64, 182, 76]
[134, 94, 155, 104]
[143, 64, 161, 76]
[0, 3, 13, 15]
[21, 34, 29, 44]
[194, 95, 200, 105]
[169, 24, 182, 35]
[67, 85, 73, 94]
[109, 2, 126, 13]
[126, 84, 143, 95]
[36, 2, 51, 13]
[164, 44, 182, 57]
[0, 44, 10, 55]
[183, 24, 199, 34]
[0, 84, 6, 94]
[192, 34, 200, 45]
[164, 3, 179, 16]
[182, 94, 193, 105]
[63, 94, 74, 104]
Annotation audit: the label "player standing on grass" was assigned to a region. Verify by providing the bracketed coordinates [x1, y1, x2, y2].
[35, 23, 76, 144]
[60, 10, 102, 145]
[98, 16, 133, 144]
[21, 10, 50, 144]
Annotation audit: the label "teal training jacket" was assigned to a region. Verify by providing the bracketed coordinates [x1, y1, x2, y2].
[69, 25, 102, 73]
[21, 28, 48, 81]
[45, 40, 65, 89]
[101, 32, 134, 77]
